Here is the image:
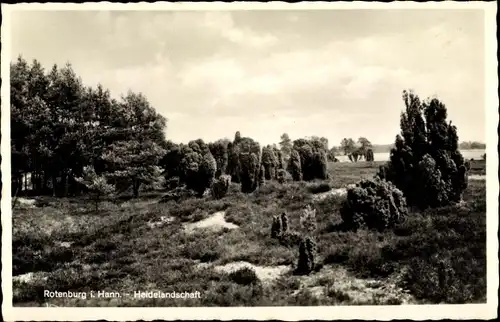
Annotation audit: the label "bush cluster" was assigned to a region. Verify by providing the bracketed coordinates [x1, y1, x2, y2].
[340, 179, 408, 231]
[289, 138, 329, 181]
[161, 139, 217, 197]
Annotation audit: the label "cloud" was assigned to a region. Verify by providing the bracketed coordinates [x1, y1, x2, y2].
[9, 9, 485, 146]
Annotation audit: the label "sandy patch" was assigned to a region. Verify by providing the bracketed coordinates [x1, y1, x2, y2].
[183, 211, 238, 233]
[291, 265, 415, 305]
[13, 271, 48, 284]
[147, 216, 175, 229]
[469, 174, 486, 181]
[312, 188, 347, 201]
[311, 184, 356, 202]
[14, 198, 37, 209]
[205, 261, 291, 285]
[55, 241, 73, 248]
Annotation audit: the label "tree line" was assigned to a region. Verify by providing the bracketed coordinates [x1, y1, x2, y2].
[9, 57, 346, 199]
[10, 56, 476, 202]
[11, 56, 167, 198]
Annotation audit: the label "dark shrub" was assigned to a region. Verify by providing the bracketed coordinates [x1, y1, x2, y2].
[229, 267, 260, 285]
[288, 149, 302, 181]
[307, 182, 331, 194]
[281, 212, 289, 232]
[271, 212, 289, 239]
[291, 138, 329, 181]
[296, 236, 316, 275]
[165, 176, 180, 190]
[271, 215, 282, 239]
[313, 150, 329, 180]
[195, 152, 217, 197]
[239, 152, 260, 193]
[211, 174, 231, 200]
[261, 146, 278, 180]
[365, 149, 374, 162]
[340, 179, 408, 231]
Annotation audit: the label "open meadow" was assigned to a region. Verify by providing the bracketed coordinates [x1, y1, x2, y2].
[12, 159, 486, 307]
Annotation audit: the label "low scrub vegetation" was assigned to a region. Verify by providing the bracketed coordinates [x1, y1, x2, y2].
[12, 161, 486, 306]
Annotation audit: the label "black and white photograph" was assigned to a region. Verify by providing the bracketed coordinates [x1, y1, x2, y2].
[1, 2, 498, 321]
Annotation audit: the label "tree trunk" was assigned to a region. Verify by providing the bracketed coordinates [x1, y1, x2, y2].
[43, 173, 48, 194]
[132, 179, 140, 198]
[12, 184, 20, 210]
[64, 171, 69, 197]
[52, 174, 57, 197]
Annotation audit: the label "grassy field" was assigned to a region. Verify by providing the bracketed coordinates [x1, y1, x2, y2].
[11, 160, 486, 307]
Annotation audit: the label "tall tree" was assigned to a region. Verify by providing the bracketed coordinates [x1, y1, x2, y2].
[101, 91, 167, 198]
[10, 57, 169, 199]
[10, 56, 32, 195]
[377, 90, 469, 208]
[340, 138, 356, 155]
[208, 139, 230, 177]
[357, 137, 373, 158]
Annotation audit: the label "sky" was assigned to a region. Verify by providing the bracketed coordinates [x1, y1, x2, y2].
[9, 9, 486, 146]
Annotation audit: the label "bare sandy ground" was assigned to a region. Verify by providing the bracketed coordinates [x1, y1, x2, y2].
[14, 197, 37, 208]
[195, 261, 291, 285]
[183, 211, 239, 233]
[147, 215, 175, 229]
[311, 184, 356, 201]
[13, 271, 48, 284]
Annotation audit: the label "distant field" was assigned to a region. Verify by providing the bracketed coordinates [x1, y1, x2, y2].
[335, 149, 486, 163]
[12, 160, 486, 306]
